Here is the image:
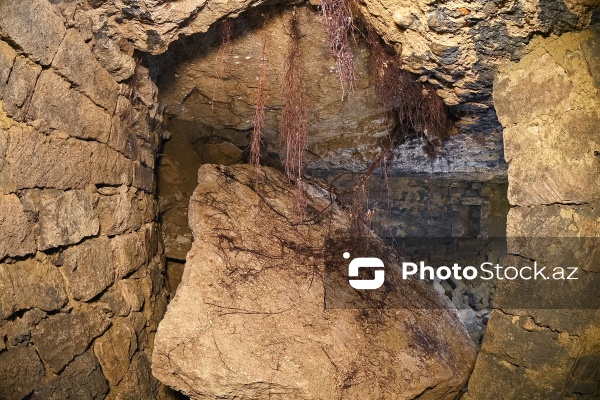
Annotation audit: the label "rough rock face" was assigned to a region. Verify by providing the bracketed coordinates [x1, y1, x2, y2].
[0, 0, 173, 398]
[153, 164, 476, 399]
[464, 25, 600, 399]
[155, 5, 506, 178]
[84, 0, 598, 176]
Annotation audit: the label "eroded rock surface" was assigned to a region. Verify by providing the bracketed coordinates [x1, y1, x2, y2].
[153, 164, 476, 399]
[464, 25, 600, 400]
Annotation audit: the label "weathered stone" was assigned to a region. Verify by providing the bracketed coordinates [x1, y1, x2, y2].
[153, 164, 476, 399]
[53, 29, 119, 112]
[99, 279, 145, 317]
[494, 27, 600, 206]
[2, 56, 42, 121]
[0, 191, 36, 259]
[32, 307, 110, 373]
[466, 26, 600, 400]
[0, 308, 47, 348]
[144, 281, 168, 333]
[109, 353, 159, 400]
[31, 350, 109, 400]
[0, 0, 67, 66]
[0, 40, 17, 98]
[61, 237, 114, 301]
[0, 257, 68, 320]
[97, 187, 156, 236]
[132, 161, 155, 192]
[5, 125, 132, 190]
[109, 95, 139, 159]
[27, 70, 112, 143]
[111, 227, 151, 280]
[92, 34, 137, 82]
[0, 345, 45, 400]
[94, 318, 138, 385]
[34, 189, 100, 251]
[464, 310, 600, 400]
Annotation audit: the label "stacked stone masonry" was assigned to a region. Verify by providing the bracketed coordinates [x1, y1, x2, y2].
[0, 0, 173, 398]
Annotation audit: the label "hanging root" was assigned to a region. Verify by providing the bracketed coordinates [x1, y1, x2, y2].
[364, 25, 453, 159]
[282, 11, 309, 222]
[251, 37, 268, 179]
[321, 0, 356, 93]
[211, 19, 233, 112]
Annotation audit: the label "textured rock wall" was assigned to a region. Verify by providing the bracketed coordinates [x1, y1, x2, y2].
[154, 5, 507, 178]
[86, 0, 599, 141]
[464, 25, 600, 399]
[0, 1, 174, 398]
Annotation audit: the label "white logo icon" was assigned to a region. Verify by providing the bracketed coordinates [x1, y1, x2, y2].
[344, 252, 385, 290]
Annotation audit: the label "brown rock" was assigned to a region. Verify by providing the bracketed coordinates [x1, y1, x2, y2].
[99, 279, 145, 317]
[466, 26, 600, 400]
[35, 189, 100, 251]
[0, 191, 36, 259]
[109, 95, 139, 159]
[32, 307, 110, 373]
[5, 125, 132, 190]
[108, 352, 159, 400]
[2, 56, 42, 121]
[132, 161, 155, 192]
[27, 70, 112, 143]
[0, 345, 45, 400]
[111, 227, 151, 280]
[97, 187, 156, 236]
[464, 310, 600, 400]
[494, 28, 600, 206]
[92, 34, 137, 82]
[61, 237, 114, 301]
[153, 164, 476, 399]
[0, 257, 68, 320]
[53, 29, 119, 112]
[0, 40, 17, 98]
[30, 350, 109, 400]
[94, 318, 138, 385]
[0, 0, 67, 66]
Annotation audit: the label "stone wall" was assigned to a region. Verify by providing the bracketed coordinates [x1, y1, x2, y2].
[464, 25, 600, 399]
[0, 1, 174, 398]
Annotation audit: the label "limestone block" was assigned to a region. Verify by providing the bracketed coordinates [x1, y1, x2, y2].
[6, 125, 132, 190]
[94, 318, 138, 385]
[494, 27, 600, 206]
[111, 228, 150, 280]
[0, 40, 17, 98]
[34, 189, 100, 251]
[32, 307, 110, 373]
[0, 257, 68, 320]
[53, 29, 119, 112]
[27, 70, 111, 143]
[92, 34, 136, 82]
[61, 237, 115, 301]
[0, 191, 36, 259]
[2, 57, 41, 121]
[99, 279, 145, 317]
[0, 0, 66, 66]
[97, 187, 156, 236]
[108, 353, 158, 400]
[0, 345, 45, 400]
[30, 350, 109, 400]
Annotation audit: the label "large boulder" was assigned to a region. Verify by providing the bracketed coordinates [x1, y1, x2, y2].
[152, 164, 476, 399]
